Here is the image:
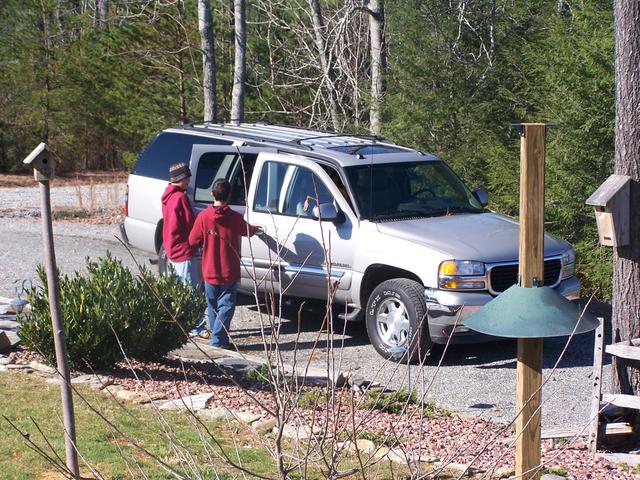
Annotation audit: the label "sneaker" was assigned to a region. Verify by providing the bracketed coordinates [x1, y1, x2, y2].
[189, 328, 210, 339]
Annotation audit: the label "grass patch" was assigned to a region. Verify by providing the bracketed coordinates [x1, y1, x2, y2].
[542, 466, 568, 476]
[298, 389, 324, 408]
[0, 372, 275, 479]
[1, 371, 412, 479]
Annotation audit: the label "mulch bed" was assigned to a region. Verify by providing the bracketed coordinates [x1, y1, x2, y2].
[7, 347, 636, 479]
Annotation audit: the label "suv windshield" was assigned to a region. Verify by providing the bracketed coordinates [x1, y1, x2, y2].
[345, 161, 484, 221]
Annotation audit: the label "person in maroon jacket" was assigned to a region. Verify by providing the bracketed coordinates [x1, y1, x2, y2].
[162, 162, 207, 337]
[189, 178, 260, 348]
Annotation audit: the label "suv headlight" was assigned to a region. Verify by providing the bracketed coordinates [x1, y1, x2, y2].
[438, 260, 486, 290]
[561, 248, 576, 280]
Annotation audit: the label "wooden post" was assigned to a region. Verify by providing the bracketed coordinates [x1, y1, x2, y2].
[39, 180, 79, 479]
[516, 123, 546, 480]
[589, 318, 605, 455]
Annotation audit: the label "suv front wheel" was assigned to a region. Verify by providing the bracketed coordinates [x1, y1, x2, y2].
[365, 278, 431, 363]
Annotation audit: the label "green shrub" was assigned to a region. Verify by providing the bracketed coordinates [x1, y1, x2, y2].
[18, 253, 204, 370]
[364, 388, 443, 417]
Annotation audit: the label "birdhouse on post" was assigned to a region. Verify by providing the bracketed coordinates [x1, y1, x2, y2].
[586, 174, 631, 247]
[23, 142, 55, 182]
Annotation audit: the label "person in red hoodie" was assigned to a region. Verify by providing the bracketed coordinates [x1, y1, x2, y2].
[188, 178, 260, 348]
[161, 162, 207, 337]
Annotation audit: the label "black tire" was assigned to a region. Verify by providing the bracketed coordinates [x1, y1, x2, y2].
[365, 278, 432, 363]
[158, 244, 168, 275]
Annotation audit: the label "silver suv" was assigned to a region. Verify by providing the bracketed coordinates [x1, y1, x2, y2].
[121, 123, 579, 361]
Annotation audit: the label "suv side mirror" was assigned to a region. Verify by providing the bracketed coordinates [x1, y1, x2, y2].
[313, 203, 346, 224]
[473, 188, 489, 207]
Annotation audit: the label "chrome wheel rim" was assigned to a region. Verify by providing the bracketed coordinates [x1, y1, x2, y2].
[375, 297, 411, 348]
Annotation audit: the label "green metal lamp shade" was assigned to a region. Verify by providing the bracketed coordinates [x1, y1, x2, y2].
[462, 285, 599, 338]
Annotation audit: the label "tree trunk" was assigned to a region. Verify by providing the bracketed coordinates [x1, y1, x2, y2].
[97, 0, 108, 29]
[366, 0, 384, 135]
[230, 0, 246, 124]
[199, 0, 217, 123]
[612, 0, 640, 395]
[308, 0, 340, 130]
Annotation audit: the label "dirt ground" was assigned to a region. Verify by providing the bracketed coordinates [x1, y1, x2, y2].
[0, 170, 127, 188]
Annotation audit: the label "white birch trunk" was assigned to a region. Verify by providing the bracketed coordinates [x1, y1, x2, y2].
[230, 0, 246, 124]
[199, 0, 217, 123]
[366, 0, 384, 135]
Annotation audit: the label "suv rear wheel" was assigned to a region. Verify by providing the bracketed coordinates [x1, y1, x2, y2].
[365, 278, 431, 363]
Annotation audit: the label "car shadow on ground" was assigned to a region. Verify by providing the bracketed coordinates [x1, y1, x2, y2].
[233, 294, 611, 371]
[233, 294, 371, 353]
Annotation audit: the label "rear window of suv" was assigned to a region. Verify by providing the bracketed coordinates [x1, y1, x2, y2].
[132, 131, 232, 180]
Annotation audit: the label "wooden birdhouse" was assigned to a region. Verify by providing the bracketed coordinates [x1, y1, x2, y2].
[23, 142, 55, 181]
[586, 174, 631, 247]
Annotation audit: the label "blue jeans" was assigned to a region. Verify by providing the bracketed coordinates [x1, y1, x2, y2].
[169, 259, 199, 288]
[170, 259, 207, 334]
[205, 282, 237, 347]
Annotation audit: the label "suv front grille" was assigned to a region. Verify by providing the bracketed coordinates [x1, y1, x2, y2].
[488, 259, 562, 293]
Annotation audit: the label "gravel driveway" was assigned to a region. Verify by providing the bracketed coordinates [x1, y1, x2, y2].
[0, 182, 610, 433]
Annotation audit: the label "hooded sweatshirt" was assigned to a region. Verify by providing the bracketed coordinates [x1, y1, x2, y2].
[161, 184, 196, 262]
[189, 204, 258, 285]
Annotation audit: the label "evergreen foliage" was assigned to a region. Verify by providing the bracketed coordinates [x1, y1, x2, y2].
[0, 1, 616, 297]
[17, 253, 204, 369]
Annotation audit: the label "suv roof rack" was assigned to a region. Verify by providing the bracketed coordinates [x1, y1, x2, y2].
[293, 133, 386, 146]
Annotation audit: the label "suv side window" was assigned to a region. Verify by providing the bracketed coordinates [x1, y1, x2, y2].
[132, 132, 232, 180]
[254, 161, 333, 217]
[194, 152, 257, 205]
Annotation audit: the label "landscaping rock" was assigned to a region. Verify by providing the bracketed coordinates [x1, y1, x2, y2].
[490, 466, 516, 479]
[158, 393, 213, 411]
[408, 452, 440, 464]
[0, 319, 19, 330]
[71, 374, 112, 389]
[0, 355, 14, 366]
[252, 416, 277, 435]
[116, 389, 148, 404]
[102, 384, 125, 396]
[234, 411, 261, 425]
[214, 357, 261, 375]
[6, 363, 32, 370]
[198, 407, 236, 421]
[541, 475, 567, 480]
[276, 423, 323, 441]
[278, 424, 311, 440]
[29, 361, 56, 375]
[0, 331, 20, 351]
[346, 439, 376, 455]
[373, 447, 408, 464]
[432, 462, 484, 478]
[115, 389, 165, 404]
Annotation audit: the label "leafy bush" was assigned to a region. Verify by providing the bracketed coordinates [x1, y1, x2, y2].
[364, 388, 444, 417]
[18, 253, 204, 370]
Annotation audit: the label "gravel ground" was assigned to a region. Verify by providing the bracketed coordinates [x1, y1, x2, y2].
[0, 183, 612, 434]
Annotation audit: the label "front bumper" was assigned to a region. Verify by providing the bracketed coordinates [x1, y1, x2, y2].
[425, 275, 580, 345]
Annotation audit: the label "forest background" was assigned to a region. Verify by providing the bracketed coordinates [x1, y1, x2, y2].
[0, 0, 614, 298]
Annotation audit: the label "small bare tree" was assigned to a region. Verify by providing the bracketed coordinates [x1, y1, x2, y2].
[308, 0, 341, 130]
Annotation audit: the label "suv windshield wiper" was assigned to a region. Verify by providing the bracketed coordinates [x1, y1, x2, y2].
[372, 210, 432, 220]
[428, 206, 484, 217]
